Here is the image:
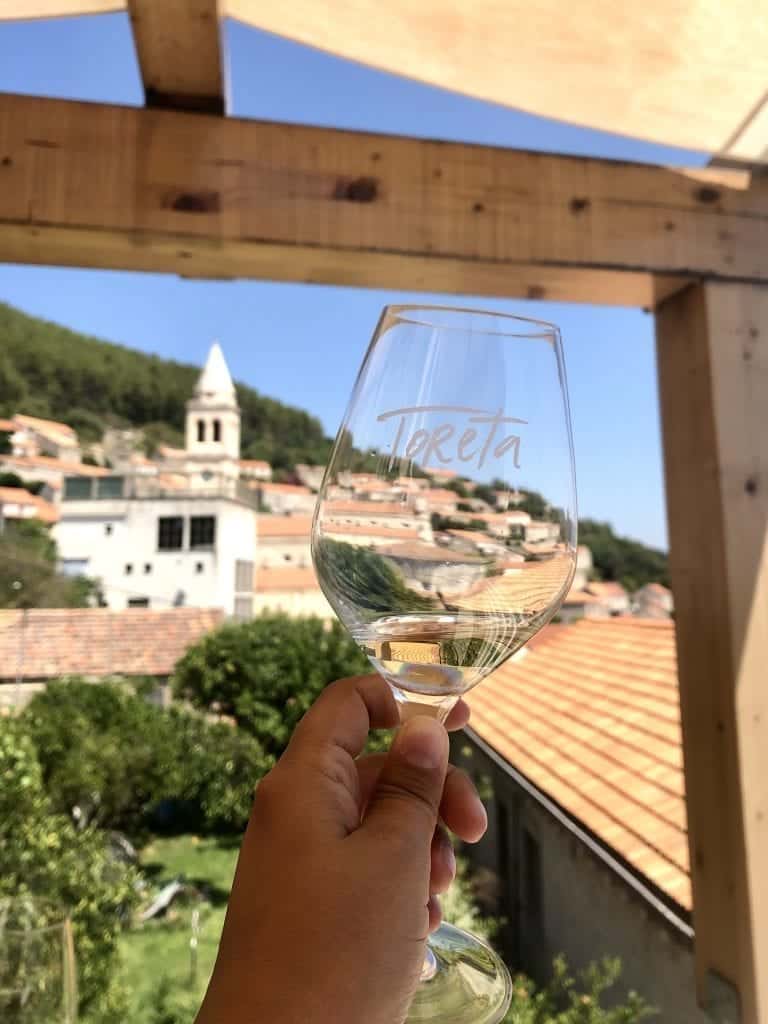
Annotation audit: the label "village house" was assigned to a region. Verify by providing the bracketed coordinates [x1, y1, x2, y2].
[456, 618, 705, 1022]
[54, 345, 257, 619]
[9, 413, 82, 463]
[634, 582, 674, 619]
[0, 485, 58, 526]
[0, 606, 222, 711]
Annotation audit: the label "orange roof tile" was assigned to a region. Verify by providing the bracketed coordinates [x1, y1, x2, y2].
[259, 482, 313, 495]
[324, 523, 420, 540]
[0, 487, 59, 523]
[0, 608, 223, 680]
[255, 567, 320, 591]
[239, 459, 271, 470]
[0, 454, 110, 477]
[257, 515, 313, 538]
[421, 488, 459, 503]
[586, 581, 629, 599]
[13, 413, 77, 440]
[429, 468, 458, 479]
[0, 419, 16, 432]
[467, 618, 690, 910]
[324, 500, 414, 517]
[379, 541, 485, 564]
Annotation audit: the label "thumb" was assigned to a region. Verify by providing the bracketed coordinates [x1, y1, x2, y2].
[362, 715, 449, 849]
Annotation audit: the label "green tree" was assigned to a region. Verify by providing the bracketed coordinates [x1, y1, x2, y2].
[313, 539, 435, 616]
[0, 719, 137, 1022]
[173, 612, 369, 757]
[0, 300, 333, 468]
[23, 681, 269, 837]
[579, 519, 668, 592]
[0, 520, 97, 608]
[0, 470, 25, 488]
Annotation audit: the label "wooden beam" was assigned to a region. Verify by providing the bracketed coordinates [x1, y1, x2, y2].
[0, 94, 765, 303]
[656, 281, 768, 1022]
[0, 1, 123, 16]
[127, 0, 224, 114]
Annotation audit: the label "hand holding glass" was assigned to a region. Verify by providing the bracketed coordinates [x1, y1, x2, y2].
[312, 306, 577, 1022]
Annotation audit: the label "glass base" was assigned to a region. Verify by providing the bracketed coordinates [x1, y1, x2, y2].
[406, 923, 512, 1023]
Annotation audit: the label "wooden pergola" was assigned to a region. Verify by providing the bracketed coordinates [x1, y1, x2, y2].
[0, 2, 766, 1019]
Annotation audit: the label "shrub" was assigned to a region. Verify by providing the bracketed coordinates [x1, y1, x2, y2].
[503, 955, 655, 1024]
[0, 719, 137, 1021]
[173, 612, 369, 757]
[23, 680, 269, 837]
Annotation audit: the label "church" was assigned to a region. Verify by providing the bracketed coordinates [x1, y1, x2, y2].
[54, 344, 258, 617]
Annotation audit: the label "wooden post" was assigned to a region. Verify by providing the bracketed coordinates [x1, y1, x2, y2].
[656, 282, 768, 1023]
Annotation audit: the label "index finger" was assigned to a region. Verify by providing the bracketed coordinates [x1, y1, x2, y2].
[286, 674, 399, 763]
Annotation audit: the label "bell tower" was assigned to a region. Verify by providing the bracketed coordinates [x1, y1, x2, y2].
[185, 342, 241, 465]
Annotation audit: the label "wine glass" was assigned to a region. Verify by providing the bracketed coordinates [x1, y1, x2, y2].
[312, 305, 577, 1023]
[0, 898, 78, 1023]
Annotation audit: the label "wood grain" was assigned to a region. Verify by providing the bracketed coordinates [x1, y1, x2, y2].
[656, 282, 768, 1022]
[127, 0, 224, 113]
[0, 94, 765, 301]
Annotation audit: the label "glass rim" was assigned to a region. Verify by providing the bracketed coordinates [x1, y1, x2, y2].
[383, 304, 559, 339]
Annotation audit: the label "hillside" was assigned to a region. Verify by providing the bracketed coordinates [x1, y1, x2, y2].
[0, 302, 332, 469]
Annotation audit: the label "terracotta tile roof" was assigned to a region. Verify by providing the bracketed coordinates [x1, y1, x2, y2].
[324, 500, 414, 517]
[0, 419, 16, 432]
[255, 567, 320, 591]
[0, 455, 110, 477]
[324, 523, 420, 540]
[586, 581, 629, 599]
[0, 487, 59, 523]
[13, 414, 77, 441]
[257, 515, 313, 538]
[452, 554, 574, 614]
[429, 468, 458, 479]
[259, 482, 313, 495]
[379, 541, 485, 564]
[239, 459, 271, 470]
[421, 488, 459, 503]
[467, 618, 690, 910]
[0, 608, 223, 681]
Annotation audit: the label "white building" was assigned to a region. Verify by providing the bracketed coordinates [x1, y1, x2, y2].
[55, 343, 257, 619]
[10, 414, 82, 463]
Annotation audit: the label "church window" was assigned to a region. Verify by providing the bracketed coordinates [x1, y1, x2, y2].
[197, 419, 206, 442]
[213, 419, 222, 442]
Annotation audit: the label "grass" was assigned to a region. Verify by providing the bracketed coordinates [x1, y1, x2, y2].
[118, 836, 239, 1024]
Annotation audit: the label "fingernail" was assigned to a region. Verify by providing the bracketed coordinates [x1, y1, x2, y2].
[474, 796, 488, 832]
[395, 716, 448, 773]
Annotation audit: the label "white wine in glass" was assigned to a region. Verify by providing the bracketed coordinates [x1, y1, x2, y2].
[312, 305, 577, 1022]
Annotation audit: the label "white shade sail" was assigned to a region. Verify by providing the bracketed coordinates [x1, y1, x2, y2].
[1, 0, 766, 162]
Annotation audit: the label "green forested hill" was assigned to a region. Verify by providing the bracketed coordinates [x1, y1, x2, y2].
[0, 302, 332, 468]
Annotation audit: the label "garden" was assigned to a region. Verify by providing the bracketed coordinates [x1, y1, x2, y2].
[1, 612, 653, 1023]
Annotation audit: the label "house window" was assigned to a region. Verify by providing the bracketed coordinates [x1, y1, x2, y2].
[284, 553, 292, 562]
[213, 418, 221, 442]
[125, 563, 133, 575]
[158, 516, 183, 550]
[235, 559, 253, 592]
[105, 523, 113, 536]
[144, 563, 152, 574]
[128, 597, 149, 608]
[190, 515, 216, 550]
[234, 596, 252, 621]
[195, 562, 204, 574]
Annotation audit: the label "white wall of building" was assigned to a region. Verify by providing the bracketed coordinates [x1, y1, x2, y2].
[252, 589, 335, 619]
[55, 495, 256, 615]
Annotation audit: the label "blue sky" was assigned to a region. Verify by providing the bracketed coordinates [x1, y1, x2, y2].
[0, 14, 709, 549]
